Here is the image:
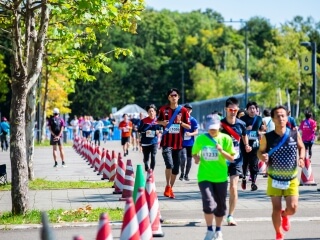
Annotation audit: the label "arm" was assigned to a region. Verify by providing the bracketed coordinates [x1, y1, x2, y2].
[216, 143, 235, 162]
[241, 135, 252, 152]
[297, 131, 306, 168]
[257, 134, 268, 162]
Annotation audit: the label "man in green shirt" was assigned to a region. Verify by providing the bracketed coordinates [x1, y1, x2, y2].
[192, 114, 235, 240]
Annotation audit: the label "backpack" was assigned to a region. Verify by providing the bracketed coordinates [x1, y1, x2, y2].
[51, 116, 62, 135]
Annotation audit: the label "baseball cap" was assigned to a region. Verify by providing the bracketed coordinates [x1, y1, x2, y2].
[184, 103, 192, 109]
[206, 114, 221, 130]
[53, 108, 60, 114]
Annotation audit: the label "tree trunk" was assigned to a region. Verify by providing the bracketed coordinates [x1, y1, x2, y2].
[41, 61, 49, 142]
[26, 83, 37, 181]
[10, 77, 29, 215]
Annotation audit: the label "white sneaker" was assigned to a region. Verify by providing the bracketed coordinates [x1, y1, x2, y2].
[204, 230, 215, 240]
[214, 231, 223, 240]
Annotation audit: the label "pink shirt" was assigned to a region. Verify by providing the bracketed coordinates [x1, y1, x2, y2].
[299, 118, 317, 142]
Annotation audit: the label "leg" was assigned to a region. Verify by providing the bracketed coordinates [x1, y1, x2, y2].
[162, 147, 174, 187]
[53, 144, 58, 162]
[271, 196, 283, 234]
[150, 144, 157, 170]
[59, 143, 65, 162]
[184, 146, 193, 180]
[283, 195, 298, 216]
[228, 175, 239, 217]
[171, 149, 181, 187]
[212, 181, 228, 227]
[179, 148, 187, 179]
[142, 145, 151, 171]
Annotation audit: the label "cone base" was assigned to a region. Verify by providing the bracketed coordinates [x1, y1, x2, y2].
[113, 191, 122, 194]
[299, 182, 317, 186]
[119, 197, 129, 201]
[153, 231, 165, 237]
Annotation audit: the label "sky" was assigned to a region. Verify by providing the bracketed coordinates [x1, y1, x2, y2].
[145, 0, 320, 27]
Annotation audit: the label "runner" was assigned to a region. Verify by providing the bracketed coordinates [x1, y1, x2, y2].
[240, 101, 265, 191]
[157, 88, 191, 199]
[118, 113, 133, 156]
[138, 104, 162, 171]
[257, 105, 305, 240]
[192, 114, 235, 240]
[299, 111, 317, 159]
[179, 103, 199, 181]
[220, 97, 252, 226]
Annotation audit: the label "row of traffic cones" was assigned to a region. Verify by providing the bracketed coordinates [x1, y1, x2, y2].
[40, 169, 164, 239]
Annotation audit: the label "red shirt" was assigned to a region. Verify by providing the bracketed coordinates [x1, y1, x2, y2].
[158, 105, 190, 149]
[118, 120, 132, 138]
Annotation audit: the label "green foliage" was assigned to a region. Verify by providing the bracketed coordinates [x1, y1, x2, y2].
[0, 54, 9, 102]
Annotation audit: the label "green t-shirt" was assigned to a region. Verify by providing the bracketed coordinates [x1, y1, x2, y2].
[192, 132, 235, 183]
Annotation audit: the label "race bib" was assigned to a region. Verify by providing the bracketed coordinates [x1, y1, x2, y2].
[146, 130, 155, 138]
[272, 179, 290, 190]
[123, 127, 129, 132]
[248, 130, 258, 140]
[184, 132, 191, 140]
[202, 147, 219, 161]
[168, 124, 180, 134]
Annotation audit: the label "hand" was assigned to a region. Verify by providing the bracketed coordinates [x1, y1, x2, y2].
[298, 158, 305, 168]
[247, 125, 252, 130]
[194, 155, 200, 164]
[261, 153, 269, 162]
[216, 143, 223, 152]
[185, 132, 191, 137]
[245, 145, 252, 152]
[176, 115, 182, 123]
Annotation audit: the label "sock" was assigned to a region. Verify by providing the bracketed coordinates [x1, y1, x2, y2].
[207, 225, 213, 231]
[227, 214, 231, 218]
[215, 226, 221, 232]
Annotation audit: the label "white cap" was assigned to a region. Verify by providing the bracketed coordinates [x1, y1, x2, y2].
[206, 114, 221, 130]
[53, 108, 60, 114]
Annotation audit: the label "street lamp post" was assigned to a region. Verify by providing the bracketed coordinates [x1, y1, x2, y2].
[219, 19, 249, 107]
[300, 42, 317, 108]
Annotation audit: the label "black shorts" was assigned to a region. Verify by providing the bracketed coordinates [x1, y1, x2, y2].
[121, 137, 130, 145]
[162, 147, 181, 175]
[228, 163, 243, 177]
[50, 135, 62, 146]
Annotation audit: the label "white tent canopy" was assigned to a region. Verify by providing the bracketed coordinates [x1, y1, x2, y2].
[113, 104, 147, 121]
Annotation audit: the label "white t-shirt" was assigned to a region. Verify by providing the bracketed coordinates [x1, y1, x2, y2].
[263, 116, 275, 133]
[70, 119, 79, 129]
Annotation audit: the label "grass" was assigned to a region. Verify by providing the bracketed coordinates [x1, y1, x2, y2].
[0, 178, 114, 191]
[0, 206, 124, 225]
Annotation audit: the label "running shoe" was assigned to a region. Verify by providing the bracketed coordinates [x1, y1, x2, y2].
[126, 150, 129, 155]
[275, 232, 284, 240]
[241, 179, 246, 190]
[281, 210, 290, 231]
[184, 175, 190, 181]
[204, 230, 215, 240]
[62, 161, 67, 167]
[251, 183, 258, 191]
[179, 173, 184, 181]
[227, 215, 237, 226]
[53, 162, 58, 167]
[214, 231, 223, 240]
[169, 187, 175, 199]
[164, 186, 171, 198]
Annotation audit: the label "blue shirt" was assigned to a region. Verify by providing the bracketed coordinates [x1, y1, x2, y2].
[183, 116, 198, 147]
[0, 121, 10, 134]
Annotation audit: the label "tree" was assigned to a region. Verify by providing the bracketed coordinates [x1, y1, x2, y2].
[0, 0, 144, 215]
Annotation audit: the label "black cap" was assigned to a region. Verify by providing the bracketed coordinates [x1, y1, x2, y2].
[184, 103, 192, 109]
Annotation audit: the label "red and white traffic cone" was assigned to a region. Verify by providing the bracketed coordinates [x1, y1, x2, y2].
[90, 142, 96, 167]
[120, 159, 135, 201]
[98, 148, 105, 176]
[96, 213, 113, 240]
[258, 160, 267, 175]
[104, 150, 112, 179]
[94, 146, 102, 172]
[135, 188, 153, 240]
[120, 198, 140, 240]
[109, 150, 117, 182]
[113, 153, 126, 194]
[300, 157, 317, 186]
[145, 169, 165, 237]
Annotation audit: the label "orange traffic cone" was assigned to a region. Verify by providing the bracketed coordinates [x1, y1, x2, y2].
[96, 213, 113, 240]
[145, 169, 165, 237]
[135, 188, 153, 240]
[98, 148, 105, 176]
[113, 153, 126, 194]
[120, 159, 135, 201]
[94, 146, 102, 172]
[120, 198, 140, 240]
[300, 157, 317, 186]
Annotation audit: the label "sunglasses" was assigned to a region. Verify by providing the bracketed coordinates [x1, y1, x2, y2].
[170, 94, 178, 97]
[227, 108, 238, 113]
